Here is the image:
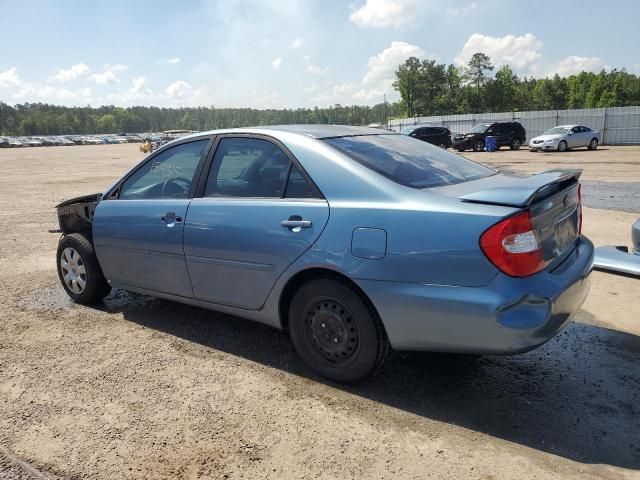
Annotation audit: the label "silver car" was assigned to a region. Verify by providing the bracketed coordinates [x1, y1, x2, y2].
[529, 125, 601, 152]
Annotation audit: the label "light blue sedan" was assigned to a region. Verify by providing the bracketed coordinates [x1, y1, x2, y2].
[55, 125, 593, 382]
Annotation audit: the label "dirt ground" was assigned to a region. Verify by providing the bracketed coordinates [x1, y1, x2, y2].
[1, 144, 639, 479]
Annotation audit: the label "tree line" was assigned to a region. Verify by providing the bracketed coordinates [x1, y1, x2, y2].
[1, 52, 639, 136]
[0, 102, 403, 136]
[393, 53, 640, 117]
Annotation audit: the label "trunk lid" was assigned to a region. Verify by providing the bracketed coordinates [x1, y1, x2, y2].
[433, 169, 582, 268]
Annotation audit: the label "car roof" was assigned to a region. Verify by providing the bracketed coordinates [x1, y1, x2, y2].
[181, 124, 395, 141]
[257, 124, 393, 139]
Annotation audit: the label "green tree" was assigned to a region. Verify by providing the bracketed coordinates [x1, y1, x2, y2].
[393, 57, 422, 117]
[463, 53, 494, 110]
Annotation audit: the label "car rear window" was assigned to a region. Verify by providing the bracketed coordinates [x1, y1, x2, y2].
[324, 134, 495, 188]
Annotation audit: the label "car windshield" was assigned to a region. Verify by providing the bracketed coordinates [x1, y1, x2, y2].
[544, 127, 570, 135]
[400, 127, 416, 135]
[324, 134, 495, 189]
[470, 123, 491, 133]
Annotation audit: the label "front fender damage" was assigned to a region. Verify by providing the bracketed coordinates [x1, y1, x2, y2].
[55, 193, 101, 235]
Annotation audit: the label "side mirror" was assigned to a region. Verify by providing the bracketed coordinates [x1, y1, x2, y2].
[568, 131, 574, 135]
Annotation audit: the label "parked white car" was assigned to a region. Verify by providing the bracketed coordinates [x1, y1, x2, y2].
[529, 125, 601, 152]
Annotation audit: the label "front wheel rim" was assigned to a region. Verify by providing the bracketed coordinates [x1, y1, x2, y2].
[306, 299, 360, 363]
[591, 140, 597, 149]
[513, 139, 520, 148]
[475, 141, 484, 151]
[60, 247, 87, 294]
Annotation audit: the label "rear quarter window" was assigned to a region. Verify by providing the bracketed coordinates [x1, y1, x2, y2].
[324, 134, 495, 189]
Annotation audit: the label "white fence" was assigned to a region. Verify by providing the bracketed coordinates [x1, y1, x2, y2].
[388, 106, 640, 145]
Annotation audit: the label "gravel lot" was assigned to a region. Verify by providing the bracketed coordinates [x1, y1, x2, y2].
[1, 144, 639, 479]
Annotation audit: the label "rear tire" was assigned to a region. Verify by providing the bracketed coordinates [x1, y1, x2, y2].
[509, 138, 522, 150]
[588, 138, 598, 150]
[288, 278, 389, 383]
[57, 233, 111, 304]
[558, 140, 568, 152]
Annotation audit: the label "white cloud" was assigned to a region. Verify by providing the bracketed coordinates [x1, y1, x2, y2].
[454, 33, 542, 72]
[165, 80, 193, 99]
[310, 40, 424, 105]
[303, 83, 319, 93]
[158, 57, 181, 65]
[350, 0, 419, 28]
[12, 85, 92, 104]
[0, 67, 22, 88]
[89, 70, 120, 85]
[445, 2, 480, 16]
[98, 76, 153, 105]
[272, 57, 283, 70]
[50, 63, 90, 82]
[358, 40, 425, 101]
[290, 37, 304, 49]
[306, 64, 330, 75]
[131, 76, 151, 95]
[310, 83, 356, 105]
[104, 63, 128, 72]
[547, 56, 610, 77]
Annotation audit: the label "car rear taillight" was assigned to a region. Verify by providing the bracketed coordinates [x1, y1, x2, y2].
[578, 183, 583, 235]
[480, 210, 546, 277]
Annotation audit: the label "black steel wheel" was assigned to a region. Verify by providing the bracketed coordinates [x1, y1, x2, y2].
[289, 278, 388, 383]
[307, 298, 360, 362]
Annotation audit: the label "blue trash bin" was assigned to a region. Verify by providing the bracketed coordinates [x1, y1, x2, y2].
[485, 136, 496, 152]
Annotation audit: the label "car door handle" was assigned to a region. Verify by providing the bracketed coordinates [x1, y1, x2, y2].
[281, 220, 312, 228]
[161, 212, 183, 227]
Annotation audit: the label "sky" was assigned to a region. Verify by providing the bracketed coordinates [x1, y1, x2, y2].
[0, 0, 638, 109]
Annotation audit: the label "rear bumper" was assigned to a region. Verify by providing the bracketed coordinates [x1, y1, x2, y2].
[358, 236, 594, 353]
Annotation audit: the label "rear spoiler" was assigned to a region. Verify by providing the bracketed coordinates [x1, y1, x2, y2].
[460, 169, 582, 208]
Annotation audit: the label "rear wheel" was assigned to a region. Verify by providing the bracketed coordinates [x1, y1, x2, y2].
[588, 138, 598, 150]
[558, 140, 568, 152]
[473, 140, 485, 152]
[288, 278, 388, 383]
[57, 233, 111, 304]
[509, 138, 522, 150]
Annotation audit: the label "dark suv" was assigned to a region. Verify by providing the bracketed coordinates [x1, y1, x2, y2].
[401, 125, 452, 149]
[452, 121, 526, 152]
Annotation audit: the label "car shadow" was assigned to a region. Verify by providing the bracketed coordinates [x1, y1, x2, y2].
[99, 289, 640, 470]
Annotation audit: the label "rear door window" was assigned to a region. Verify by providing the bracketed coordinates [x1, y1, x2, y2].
[284, 165, 318, 198]
[325, 134, 495, 189]
[205, 137, 290, 198]
[204, 137, 321, 199]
